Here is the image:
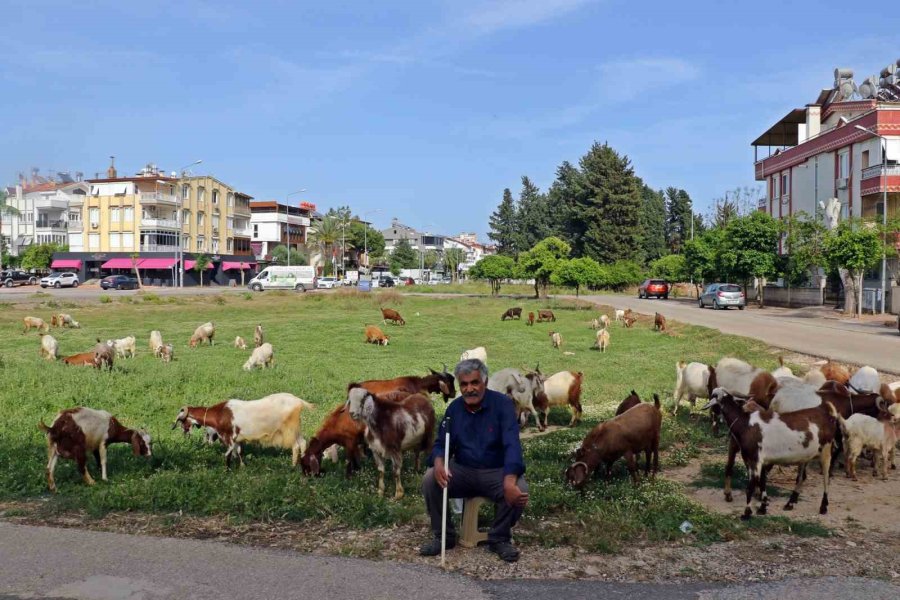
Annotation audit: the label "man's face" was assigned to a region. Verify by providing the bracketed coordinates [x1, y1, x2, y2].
[459, 370, 486, 405]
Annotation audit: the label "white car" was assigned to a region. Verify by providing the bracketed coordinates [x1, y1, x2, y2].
[40, 272, 80, 288]
[316, 277, 339, 289]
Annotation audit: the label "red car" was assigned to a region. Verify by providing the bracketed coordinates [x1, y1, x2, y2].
[638, 279, 669, 299]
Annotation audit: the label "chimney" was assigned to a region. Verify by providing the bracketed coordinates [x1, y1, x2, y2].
[806, 106, 821, 140]
[107, 156, 117, 179]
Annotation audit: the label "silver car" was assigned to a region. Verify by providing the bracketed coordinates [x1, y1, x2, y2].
[40, 272, 80, 289]
[699, 283, 745, 310]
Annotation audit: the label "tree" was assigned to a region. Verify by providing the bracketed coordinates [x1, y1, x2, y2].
[130, 253, 144, 290]
[193, 253, 211, 287]
[423, 249, 439, 270]
[781, 212, 826, 306]
[20, 243, 67, 271]
[639, 185, 667, 263]
[347, 221, 385, 266]
[515, 176, 553, 251]
[518, 236, 571, 298]
[488, 188, 519, 257]
[597, 260, 646, 291]
[469, 255, 516, 296]
[307, 216, 340, 275]
[443, 248, 466, 282]
[270, 244, 307, 266]
[551, 257, 603, 297]
[823, 220, 882, 317]
[723, 212, 780, 307]
[0, 189, 20, 269]
[683, 232, 722, 296]
[650, 254, 687, 282]
[664, 187, 696, 254]
[390, 238, 418, 272]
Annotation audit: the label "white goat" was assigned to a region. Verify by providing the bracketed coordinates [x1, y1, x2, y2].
[39, 333, 59, 361]
[614, 309, 626, 322]
[769, 377, 822, 413]
[488, 367, 545, 430]
[849, 366, 880, 393]
[460, 346, 487, 363]
[234, 336, 248, 350]
[672, 361, 712, 415]
[243, 343, 274, 371]
[595, 328, 610, 353]
[599, 314, 610, 328]
[828, 400, 900, 480]
[58, 313, 80, 328]
[107, 335, 136, 359]
[189, 321, 216, 348]
[149, 330, 163, 353]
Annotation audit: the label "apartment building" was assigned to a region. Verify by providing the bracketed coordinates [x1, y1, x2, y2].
[1, 174, 88, 258]
[249, 200, 314, 261]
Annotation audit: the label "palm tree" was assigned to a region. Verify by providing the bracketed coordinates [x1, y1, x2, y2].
[306, 216, 341, 275]
[0, 189, 21, 269]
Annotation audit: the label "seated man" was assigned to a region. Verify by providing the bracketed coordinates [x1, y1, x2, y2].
[420, 358, 528, 562]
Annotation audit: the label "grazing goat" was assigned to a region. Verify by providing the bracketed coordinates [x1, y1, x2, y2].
[501, 307, 522, 321]
[623, 316, 637, 328]
[599, 314, 610, 328]
[157, 343, 174, 363]
[23, 316, 49, 334]
[614, 309, 626, 322]
[849, 366, 880, 393]
[300, 404, 368, 478]
[828, 400, 900, 480]
[615, 389, 650, 416]
[673, 361, 714, 415]
[234, 336, 248, 350]
[345, 388, 435, 499]
[654, 312, 667, 332]
[254, 323, 264, 348]
[149, 330, 163, 353]
[57, 313, 80, 328]
[590, 318, 600, 330]
[350, 366, 456, 403]
[62, 352, 99, 367]
[93, 339, 115, 371]
[51, 314, 59, 328]
[380, 307, 405, 326]
[534, 370, 583, 427]
[488, 367, 545, 430]
[460, 346, 487, 363]
[173, 393, 314, 467]
[549, 331, 563, 350]
[243, 343, 274, 370]
[189, 321, 216, 348]
[39, 407, 151, 492]
[566, 394, 661, 487]
[536, 309, 556, 323]
[526, 312, 535, 326]
[39, 333, 59, 361]
[595, 328, 610, 353]
[703, 388, 837, 519]
[107, 336, 136, 359]
[707, 358, 778, 407]
[364, 325, 390, 346]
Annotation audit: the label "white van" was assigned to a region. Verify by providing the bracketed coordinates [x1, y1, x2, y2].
[248, 266, 317, 292]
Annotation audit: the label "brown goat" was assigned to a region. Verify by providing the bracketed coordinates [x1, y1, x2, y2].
[820, 361, 851, 385]
[501, 307, 522, 320]
[654, 312, 667, 332]
[381, 307, 405, 326]
[623, 316, 637, 328]
[300, 404, 368, 477]
[566, 395, 661, 487]
[364, 325, 390, 346]
[350, 367, 456, 403]
[62, 352, 100, 368]
[526, 312, 535, 326]
[536, 309, 556, 323]
[615, 389, 651, 416]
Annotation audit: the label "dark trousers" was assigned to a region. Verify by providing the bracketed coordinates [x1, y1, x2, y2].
[422, 461, 528, 544]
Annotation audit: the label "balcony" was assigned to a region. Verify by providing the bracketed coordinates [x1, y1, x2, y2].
[233, 203, 252, 217]
[861, 165, 900, 180]
[139, 192, 178, 205]
[233, 227, 252, 237]
[141, 244, 180, 253]
[35, 220, 67, 231]
[68, 221, 83, 232]
[34, 196, 71, 210]
[141, 218, 179, 229]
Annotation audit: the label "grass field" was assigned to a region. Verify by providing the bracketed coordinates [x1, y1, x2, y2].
[0, 290, 826, 552]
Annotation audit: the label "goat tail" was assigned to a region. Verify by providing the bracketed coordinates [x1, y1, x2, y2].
[38, 419, 50, 434]
[778, 355, 785, 367]
[825, 401, 846, 435]
[653, 393, 661, 409]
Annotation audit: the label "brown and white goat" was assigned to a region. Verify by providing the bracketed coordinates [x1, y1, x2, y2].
[254, 323, 264, 348]
[534, 370, 584, 427]
[536, 309, 556, 323]
[828, 400, 900, 480]
[623, 316, 637, 328]
[300, 403, 370, 477]
[566, 394, 661, 487]
[345, 388, 435, 499]
[23, 316, 49, 334]
[349, 366, 456, 403]
[703, 388, 837, 519]
[364, 325, 390, 346]
[380, 307, 405, 326]
[654, 312, 667, 332]
[189, 321, 216, 347]
[526, 312, 535, 326]
[707, 357, 778, 407]
[39, 407, 151, 492]
[234, 336, 248, 350]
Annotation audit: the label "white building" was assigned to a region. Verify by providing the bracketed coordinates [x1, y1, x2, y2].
[1, 177, 88, 257]
[443, 236, 493, 272]
[249, 200, 313, 262]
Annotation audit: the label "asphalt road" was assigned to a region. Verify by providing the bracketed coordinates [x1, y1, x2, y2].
[1, 523, 897, 600]
[580, 294, 900, 374]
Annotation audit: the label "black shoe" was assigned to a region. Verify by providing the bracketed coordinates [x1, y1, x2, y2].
[419, 536, 457, 556]
[487, 541, 520, 562]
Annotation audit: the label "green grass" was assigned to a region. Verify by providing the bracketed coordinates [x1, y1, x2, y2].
[0, 291, 823, 551]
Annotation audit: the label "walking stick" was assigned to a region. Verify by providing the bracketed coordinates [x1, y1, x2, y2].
[440, 415, 451, 568]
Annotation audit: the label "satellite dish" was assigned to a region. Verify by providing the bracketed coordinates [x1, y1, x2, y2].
[859, 77, 878, 99]
[839, 79, 858, 100]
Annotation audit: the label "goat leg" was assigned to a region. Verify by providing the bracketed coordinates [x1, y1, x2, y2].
[757, 465, 772, 515]
[819, 445, 832, 515]
[723, 438, 738, 503]
[742, 464, 757, 521]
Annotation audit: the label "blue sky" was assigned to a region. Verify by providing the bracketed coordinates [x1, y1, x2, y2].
[2, 0, 897, 240]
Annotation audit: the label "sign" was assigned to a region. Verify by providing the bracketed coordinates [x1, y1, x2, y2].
[299, 201, 317, 211]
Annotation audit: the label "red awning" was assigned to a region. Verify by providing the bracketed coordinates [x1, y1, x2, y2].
[221, 261, 257, 270]
[184, 259, 214, 270]
[50, 259, 82, 269]
[138, 257, 177, 269]
[101, 258, 137, 269]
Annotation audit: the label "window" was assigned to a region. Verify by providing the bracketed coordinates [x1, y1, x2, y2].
[227, 193, 234, 208]
[781, 173, 789, 195]
[68, 211, 81, 222]
[109, 232, 121, 248]
[839, 152, 850, 178]
[88, 233, 99, 249]
[122, 232, 134, 249]
[862, 150, 870, 169]
[197, 236, 205, 251]
[227, 238, 233, 252]
[89, 208, 100, 225]
[253, 224, 258, 238]
[198, 213, 205, 227]
[198, 187, 206, 204]
[124, 207, 134, 222]
[227, 217, 233, 230]
[69, 233, 82, 247]
[212, 190, 219, 205]
[110, 207, 120, 222]
[212, 238, 219, 253]
[181, 184, 190, 201]
[182, 236, 191, 249]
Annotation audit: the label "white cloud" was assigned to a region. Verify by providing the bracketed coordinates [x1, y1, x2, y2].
[463, 0, 599, 34]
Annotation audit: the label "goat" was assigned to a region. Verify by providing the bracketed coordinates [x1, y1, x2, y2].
[243, 343, 274, 370]
[350, 366, 456, 403]
[703, 388, 837, 519]
[149, 330, 163, 353]
[173, 393, 314, 467]
[23, 316, 49, 334]
[107, 336, 136, 359]
[534, 370, 583, 427]
[93, 339, 114, 371]
[57, 313, 80, 328]
[501, 307, 522, 321]
[590, 318, 601, 330]
[39, 333, 59, 361]
[254, 323, 264, 348]
[157, 343, 174, 363]
[673, 361, 714, 415]
[39, 407, 151, 492]
[51, 314, 59, 328]
[623, 316, 637, 328]
[654, 312, 667, 332]
[488, 367, 545, 430]
[804, 361, 851, 386]
[549, 331, 563, 350]
[707, 358, 779, 407]
[566, 395, 661, 487]
[599, 314, 610, 328]
[300, 404, 368, 478]
[460, 346, 487, 363]
[62, 352, 99, 367]
[189, 321, 215, 348]
[346, 388, 435, 499]
[536, 309, 556, 323]
[614, 309, 626, 322]
[849, 366, 880, 393]
[364, 325, 390, 346]
[380, 307, 405, 326]
[234, 336, 248, 350]
[769, 378, 822, 413]
[526, 312, 535, 326]
[771, 357, 797, 381]
[828, 400, 900, 480]
[595, 328, 610, 353]
[615, 389, 649, 416]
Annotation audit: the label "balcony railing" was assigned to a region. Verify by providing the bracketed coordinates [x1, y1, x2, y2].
[34, 196, 71, 210]
[861, 164, 900, 180]
[68, 221, 83, 232]
[233, 227, 252, 237]
[141, 244, 180, 253]
[141, 218, 179, 229]
[35, 220, 67, 230]
[139, 192, 177, 204]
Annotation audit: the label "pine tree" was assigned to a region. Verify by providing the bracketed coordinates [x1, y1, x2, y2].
[665, 187, 695, 254]
[488, 188, 518, 256]
[639, 184, 667, 263]
[389, 238, 419, 271]
[548, 160, 584, 251]
[515, 176, 552, 251]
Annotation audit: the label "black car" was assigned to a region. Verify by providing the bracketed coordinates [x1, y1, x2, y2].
[100, 274, 139, 290]
[379, 276, 395, 288]
[1, 270, 37, 287]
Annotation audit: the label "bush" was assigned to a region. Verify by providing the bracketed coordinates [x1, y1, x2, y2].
[650, 254, 687, 282]
[242, 292, 253, 301]
[99, 295, 112, 304]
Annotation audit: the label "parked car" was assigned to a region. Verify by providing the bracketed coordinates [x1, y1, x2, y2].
[401, 277, 415, 286]
[317, 277, 339, 289]
[100, 274, 139, 290]
[247, 266, 316, 292]
[1, 270, 38, 287]
[699, 283, 746, 310]
[378, 276, 395, 288]
[40, 272, 80, 288]
[638, 279, 669, 299]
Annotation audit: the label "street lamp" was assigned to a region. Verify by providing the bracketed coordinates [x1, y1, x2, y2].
[285, 188, 306, 266]
[855, 125, 889, 314]
[362, 209, 381, 274]
[177, 160, 202, 287]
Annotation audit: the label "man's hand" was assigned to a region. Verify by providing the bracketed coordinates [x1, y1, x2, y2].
[434, 458, 451, 489]
[503, 475, 528, 508]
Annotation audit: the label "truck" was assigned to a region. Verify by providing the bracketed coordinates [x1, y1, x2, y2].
[247, 265, 317, 292]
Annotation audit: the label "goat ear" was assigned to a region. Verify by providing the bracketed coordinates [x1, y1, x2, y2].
[439, 381, 450, 396]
